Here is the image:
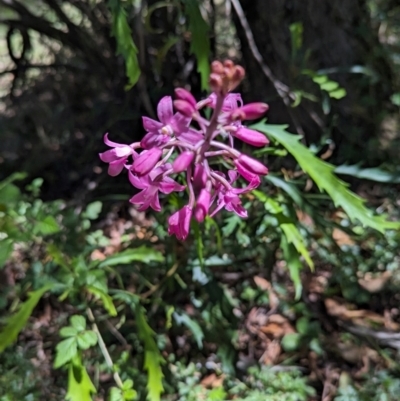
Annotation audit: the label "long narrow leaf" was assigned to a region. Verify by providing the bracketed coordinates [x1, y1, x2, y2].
[0, 285, 52, 352]
[253, 122, 399, 233]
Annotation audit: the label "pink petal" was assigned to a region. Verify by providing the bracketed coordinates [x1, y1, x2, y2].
[142, 117, 163, 132]
[108, 158, 126, 176]
[128, 171, 148, 190]
[103, 133, 126, 148]
[157, 96, 173, 124]
[99, 149, 118, 163]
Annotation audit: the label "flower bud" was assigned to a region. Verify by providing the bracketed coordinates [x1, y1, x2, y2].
[236, 154, 269, 176]
[173, 99, 195, 117]
[193, 164, 207, 190]
[230, 103, 269, 121]
[172, 151, 194, 173]
[194, 189, 211, 222]
[209, 73, 223, 93]
[168, 206, 192, 241]
[231, 127, 269, 147]
[211, 61, 224, 74]
[132, 148, 162, 176]
[175, 88, 197, 107]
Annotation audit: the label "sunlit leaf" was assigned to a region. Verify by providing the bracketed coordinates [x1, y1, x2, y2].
[253, 123, 400, 233]
[70, 315, 87, 332]
[0, 285, 51, 353]
[83, 201, 102, 220]
[182, 0, 210, 90]
[66, 354, 96, 401]
[135, 305, 164, 401]
[99, 247, 164, 268]
[34, 216, 60, 235]
[77, 331, 98, 350]
[87, 286, 118, 317]
[329, 88, 346, 99]
[54, 337, 78, 368]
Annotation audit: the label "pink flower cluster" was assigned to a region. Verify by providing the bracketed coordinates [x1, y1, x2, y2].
[100, 60, 269, 240]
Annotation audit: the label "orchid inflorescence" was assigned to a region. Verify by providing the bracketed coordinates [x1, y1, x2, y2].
[100, 60, 270, 240]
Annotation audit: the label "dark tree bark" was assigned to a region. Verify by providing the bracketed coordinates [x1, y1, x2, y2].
[233, 0, 394, 164]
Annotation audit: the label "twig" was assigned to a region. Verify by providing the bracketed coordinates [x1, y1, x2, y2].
[140, 263, 179, 299]
[86, 307, 124, 389]
[230, 0, 305, 136]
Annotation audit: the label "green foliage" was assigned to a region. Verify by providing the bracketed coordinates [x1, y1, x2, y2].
[172, 364, 315, 401]
[0, 285, 51, 353]
[335, 371, 400, 401]
[108, 0, 141, 89]
[110, 379, 138, 401]
[253, 122, 399, 233]
[54, 315, 97, 368]
[66, 354, 97, 401]
[135, 304, 165, 401]
[182, 0, 210, 90]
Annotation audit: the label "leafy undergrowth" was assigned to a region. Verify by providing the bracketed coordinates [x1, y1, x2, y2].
[1, 125, 400, 401]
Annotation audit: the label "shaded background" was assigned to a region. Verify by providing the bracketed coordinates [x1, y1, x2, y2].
[0, 0, 399, 201]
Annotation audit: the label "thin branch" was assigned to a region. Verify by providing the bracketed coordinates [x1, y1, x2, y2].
[86, 307, 124, 389]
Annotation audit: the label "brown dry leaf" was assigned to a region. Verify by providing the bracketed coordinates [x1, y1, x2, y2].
[358, 271, 392, 293]
[384, 309, 400, 331]
[91, 249, 106, 261]
[332, 228, 355, 246]
[253, 276, 279, 309]
[200, 373, 225, 389]
[325, 298, 389, 327]
[260, 314, 295, 338]
[260, 340, 281, 365]
[296, 210, 314, 227]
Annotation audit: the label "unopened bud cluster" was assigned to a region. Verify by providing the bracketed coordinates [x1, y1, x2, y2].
[100, 60, 269, 240]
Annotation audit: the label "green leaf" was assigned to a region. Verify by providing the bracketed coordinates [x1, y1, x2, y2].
[109, 0, 141, 88]
[173, 311, 204, 349]
[70, 315, 87, 332]
[135, 305, 164, 401]
[66, 354, 96, 401]
[183, 0, 210, 90]
[83, 201, 102, 220]
[34, 215, 60, 235]
[253, 191, 313, 270]
[0, 239, 13, 268]
[87, 286, 118, 317]
[0, 172, 27, 191]
[0, 285, 51, 353]
[192, 220, 204, 267]
[320, 81, 339, 92]
[281, 235, 303, 299]
[334, 164, 400, 184]
[77, 331, 98, 350]
[390, 93, 400, 106]
[54, 337, 78, 368]
[60, 326, 79, 338]
[0, 183, 21, 204]
[110, 380, 137, 401]
[253, 123, 400, 233]
[281, 332, 302, 352]
[312, 75, 328, 85]
[99, 247, 164, 268]
[329, 88, 346, 99]
[289, 22, 303, 55]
